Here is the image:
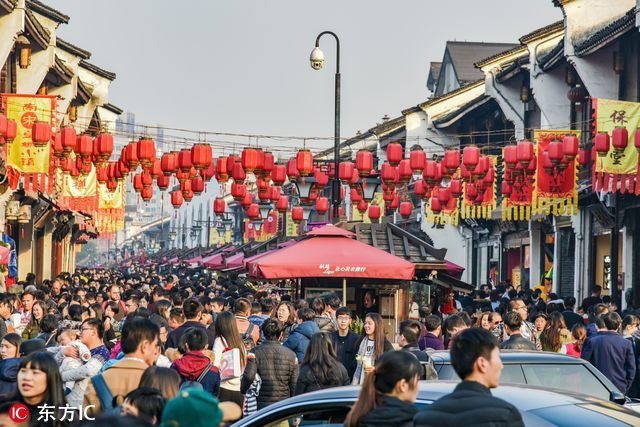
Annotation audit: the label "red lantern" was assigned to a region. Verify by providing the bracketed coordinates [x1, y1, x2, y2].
[381, 162, 396, 186]
[31, 121, 51, 146]
[286, 158, 299, 182]
[137, 138, 156, 168]
[216, 157, 229, 183]
[106, 179, 118, 191]
[355, 150, 373, 177]
[386, 142, 403, 166]
[316, 197, 329, 214]
[291, 206, 304, 223]
[191, 175, 205, 194]
[443, 150, 461, 176]
[241, 192, 253, 208]
[178, 149, 192, 172]
[231, 182, 246, 200]
[52, 133, 63, 158]
[269, 186, 281, 202]
[548, 139, 564, 166]
[450, 179, 463, 198]
[124, 141, 139, 169]
[368, 204, 381, 221]
[430, 197, 442, 213]
[214, 197, 226, 215]
[4, 119, 16, 141]
[563, 135, 579, 160]
[171, 191, 183, 208]
[594, 132, 610, 157]
[201, 160, 216, 181]
[156, 174, 171, 191]
[339, 161, 355, 183]
[541, 150, 554, 174]
[141, 186, 153, 202]
[462, 146, 480, 171]
[183, 189, 194, 202]
[141, 172, 153, 188]
[423, 160, 438, 184]
[133, 174, 143, 193]
[75, 134, 93, 160]
[314, 169, 329, 188]
[414, 180, 427, 197]
[410, 147, 426, 174]
[296, 149, 313, 177]
[272, 164, 287, 185]
[501, 181, 512, 197]
[398, 159, 412, 184]
[350, 187, 362, 203]
[95, 132, 114, 162]
[387, 194, 399, 210]
[150, 158, 162, 179]
[357, 200, 369, 214]
[437, 187, 451, 203]
[241, 148, 259, 173]
[96, 166, 108, 183]
[190, 144, 212, 171]
[0, 113, 6, 135]
[635, 129, 640, 153]
[60, 127, 77, 154]
[161, 152, 178, 176]
[118, 158, 129, 177]
[232, 161, 246, 183]
[504, 145, 517, 169]
[276, 196, 289, 213]
[262, 151, 274, 176]
[399, 201, 412, 218]
[466, 183, 478, 199]
[516, 140, 534, 166]
[612, 127, 628, 153]
[577, 148, 590, 167]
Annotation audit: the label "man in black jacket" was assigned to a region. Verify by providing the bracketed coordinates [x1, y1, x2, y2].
[500, 312, 536, 351]
[330, 307, 361, 381]
[165, 298, 216, 350]
[414, 328, 525, 427]
[399, 320, 437, 380]
[562, 296, 584, 330]
[241, 318, 299, 410]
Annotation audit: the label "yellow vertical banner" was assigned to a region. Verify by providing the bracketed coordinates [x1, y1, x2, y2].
[2, 94, 56, 173]
[285, 211, 299, 237]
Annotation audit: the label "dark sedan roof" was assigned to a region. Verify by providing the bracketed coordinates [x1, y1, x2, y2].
[430, 350, 586, 364]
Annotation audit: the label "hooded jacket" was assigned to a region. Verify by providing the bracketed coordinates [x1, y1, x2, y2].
[358, 396, 417, 427]
[0, 358, 19, 398]
[283, 321, 320, 363]
[171, 351, 220, 396]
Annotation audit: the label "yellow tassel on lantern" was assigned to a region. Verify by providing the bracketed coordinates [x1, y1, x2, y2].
[525, 207, 531, 221]
[502, 201, 507, 221]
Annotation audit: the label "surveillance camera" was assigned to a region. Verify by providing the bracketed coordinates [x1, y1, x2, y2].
[310, 46, 324, 70]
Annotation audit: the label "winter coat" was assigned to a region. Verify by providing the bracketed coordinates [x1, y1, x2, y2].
[414, 380, 525, 427]
[240, 340, 298, 410]
[500, 334, 537, 351]
[171, 351, 220, 396]
[418, 332, 445, 351]
[166, 320, 216, 350]
[313, 316, 336, 333]
[582, 330, 636, 393]
[330, 330, 362, 381]
[84, 358, 148, 415]
[626, 335, 640, 398]
[359, 396, 417, 427]
[294, 363, 350, 395]
[0, 357, 19, 398]
[283, 321, 320, 363]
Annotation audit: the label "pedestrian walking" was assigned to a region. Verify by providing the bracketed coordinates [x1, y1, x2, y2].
[294, 332, 349, 395]
[352, 313, 393, 385]
[276, 301, 296, 341]
[213, 311, 247, 407]
[418, 315, 445, 351]
[171, 327, 220, 396]
[414, 328, 525, 427]
[165, 298, 216, 350]
[398, 320, 437, 380]
[0, 333, 21, 398]
[540, 311, 568, 353]
[330, 307, 362, 381]
[344, 351, 421, 427]
[564, 323, 586, 358]
[582, 312, 636, 395]
[283, 307, 320, 363]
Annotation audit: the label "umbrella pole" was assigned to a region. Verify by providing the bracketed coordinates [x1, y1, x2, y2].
[342, 278, 347, 306]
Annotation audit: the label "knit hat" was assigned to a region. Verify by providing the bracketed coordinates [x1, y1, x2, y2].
[160, 389, 241, 427]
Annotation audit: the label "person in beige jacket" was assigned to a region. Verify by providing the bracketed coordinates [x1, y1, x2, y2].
[84, 317, 160, 414]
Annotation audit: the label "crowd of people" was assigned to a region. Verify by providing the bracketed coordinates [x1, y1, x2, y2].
[0, 268, 637, 426]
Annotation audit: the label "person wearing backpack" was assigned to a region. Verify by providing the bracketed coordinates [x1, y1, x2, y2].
[165, 298, 216, 351]
[213, 311, 247, 407]
[171, 327, 220, 396]
[234, 298, 259, 351]
[84, 317, 160, 415]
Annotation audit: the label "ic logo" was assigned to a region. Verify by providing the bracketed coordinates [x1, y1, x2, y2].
[9, 403, 30, 423]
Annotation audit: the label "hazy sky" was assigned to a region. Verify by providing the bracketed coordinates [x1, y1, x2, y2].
[48, 0, 561, 153]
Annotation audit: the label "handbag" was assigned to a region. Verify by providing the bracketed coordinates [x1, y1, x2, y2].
[220, 348, 242, 382]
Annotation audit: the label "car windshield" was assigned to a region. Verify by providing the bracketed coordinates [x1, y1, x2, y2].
[436, 362, 611, 401]
[530, 403, 640, 427]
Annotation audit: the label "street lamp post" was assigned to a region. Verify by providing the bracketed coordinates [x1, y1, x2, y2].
[311, 31, 341, 223]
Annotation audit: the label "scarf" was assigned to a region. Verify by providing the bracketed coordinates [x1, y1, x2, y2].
[352, 337, 375, 386]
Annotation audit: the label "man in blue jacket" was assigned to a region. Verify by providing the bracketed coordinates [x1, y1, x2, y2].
[582, 311, 636, 394]
[283, 307, 319, 363]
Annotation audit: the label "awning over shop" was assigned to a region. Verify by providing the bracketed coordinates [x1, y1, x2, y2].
[201, 253, 223, 268]
[249, 225, 415, 280]
[185, 255, 202, 264]
[432, 272, 475, 294]
[445, 260, 465, 280]
[225, 253, 244, 268]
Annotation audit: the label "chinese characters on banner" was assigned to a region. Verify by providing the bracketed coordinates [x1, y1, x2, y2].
[593, 98, 640, 193]
[1, 94, 57, 192]
[95, 181, 125, 237]
[61, 163, 97, 212]
[533, 130, 580, 216]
